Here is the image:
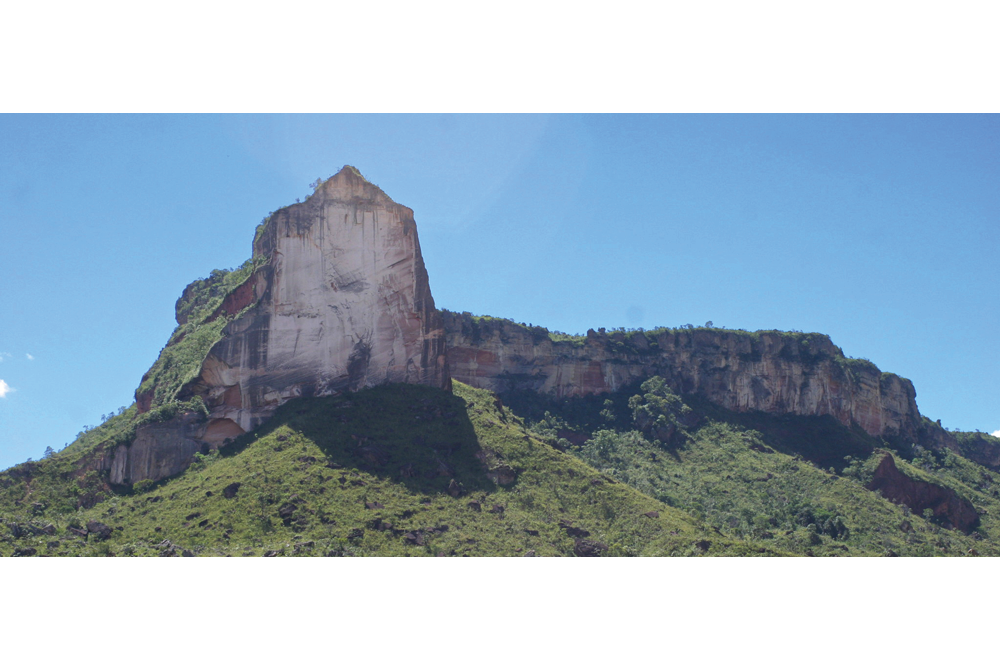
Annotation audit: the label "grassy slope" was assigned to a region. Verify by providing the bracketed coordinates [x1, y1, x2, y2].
[0, 382, 781, 556]
[576, 426, 993, 556]
[5, 259, 265, 507]
[523, 382, 998, 557]
[138, 258, 261, 408]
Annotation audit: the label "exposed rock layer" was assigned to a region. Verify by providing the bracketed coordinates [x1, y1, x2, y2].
[442, 312, 920, 440]
[866, 453, 979, 532]
[100, 410, 204, 487]
[215, 166, 451, 425]
[102, 167, 449, 484]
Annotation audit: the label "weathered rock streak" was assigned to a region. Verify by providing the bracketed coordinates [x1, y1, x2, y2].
[188, 167, 450, 435]
[102, 413, 205, 486]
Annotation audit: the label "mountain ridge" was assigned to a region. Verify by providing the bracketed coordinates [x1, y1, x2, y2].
[2, 165, 997, 557]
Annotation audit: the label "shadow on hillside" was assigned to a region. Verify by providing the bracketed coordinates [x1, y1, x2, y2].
[683, 394, 878, 472]
[219, 384, 498, 496]
[499, 380, 877, 472]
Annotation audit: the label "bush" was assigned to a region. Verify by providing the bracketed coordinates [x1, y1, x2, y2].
[132, 479, 155, 494]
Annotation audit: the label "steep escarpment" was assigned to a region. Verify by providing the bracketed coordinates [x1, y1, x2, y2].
[181, 166, 450, 432]
[68, 166, 994, 490]
[100, 166, 450, 484]
[442, 311, 921, 441]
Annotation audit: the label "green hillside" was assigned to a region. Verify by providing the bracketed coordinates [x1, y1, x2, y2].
[0, 382, 781, 557]
[4, 372, 995, 557]
[503, 377, 997, 556]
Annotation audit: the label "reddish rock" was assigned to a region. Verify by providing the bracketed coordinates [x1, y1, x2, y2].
[202, 418, 245, 446]
[208, 275, 259, 322]
[866, 453, 979, 532]
[220, 384, 243, 409]
[136, 389, 154, 415]
[442, 311, 921, 441]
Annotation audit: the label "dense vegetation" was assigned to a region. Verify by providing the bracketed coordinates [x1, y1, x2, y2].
[0, 383, 782, 556]
[4, 280, 995, 558]
[138, 257, 263, 409]
[507, 377, 998, 556]
[4, 373, 997, 556]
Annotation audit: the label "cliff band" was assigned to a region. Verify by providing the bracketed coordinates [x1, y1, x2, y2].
[442, 312, 921, 440]
[94, 165, 988, 486]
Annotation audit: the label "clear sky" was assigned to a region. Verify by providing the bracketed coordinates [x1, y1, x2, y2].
[0, 114, 997, 469]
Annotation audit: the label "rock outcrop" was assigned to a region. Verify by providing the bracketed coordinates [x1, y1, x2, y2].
[103, 411, 205, 485]
[102, 166, 450, 484]
[442, 312, 921, 440]
[866, 453, 979, 532]
[183, 166, 450, 432]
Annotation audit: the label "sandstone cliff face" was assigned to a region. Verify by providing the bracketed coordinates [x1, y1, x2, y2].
[94, 168, 988, 487]
[102, 411, 205, 486]
[184, 166, 450, 434]
[103, 166, 450, 484]
[443, 312, 921, 440]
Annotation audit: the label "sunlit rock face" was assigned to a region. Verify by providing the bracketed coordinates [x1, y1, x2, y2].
[104, 167, 450, 484]
[442, 312, 921, 440]
[189, 166, 451, 434]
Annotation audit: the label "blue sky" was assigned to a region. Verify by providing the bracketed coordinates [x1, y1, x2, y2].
[0, 114, 997, 469]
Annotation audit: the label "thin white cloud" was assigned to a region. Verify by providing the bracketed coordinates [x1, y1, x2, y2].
[25, 353, 34, 361]
[993, 430, 1000, 438]
[0, 379, 11, 398]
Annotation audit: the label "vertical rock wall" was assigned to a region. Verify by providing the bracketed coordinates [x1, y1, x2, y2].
[442, 311, 922, 440]
[182, 166, 450, 440]
[104, 166, 450, 484]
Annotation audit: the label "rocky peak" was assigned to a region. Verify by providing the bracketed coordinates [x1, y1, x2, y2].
[104, 166, 449, 485]
[318, 165, 391, 201]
